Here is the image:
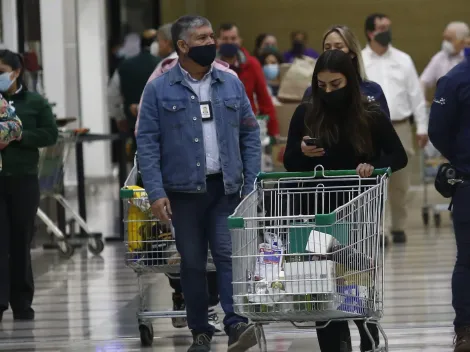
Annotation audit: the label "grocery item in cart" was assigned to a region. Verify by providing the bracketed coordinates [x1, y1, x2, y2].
[284, 259, 336, 294]
[125, 186, 152, 251]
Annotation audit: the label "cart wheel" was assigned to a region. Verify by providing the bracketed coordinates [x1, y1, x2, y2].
[422, 208, 429, 226]
[88, 239, 105, 255]
[58, 242, 74, 259]
[434, 213, 442, 228]
[139, 324, 154, 347]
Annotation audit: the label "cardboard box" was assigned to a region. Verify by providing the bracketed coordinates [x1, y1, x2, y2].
[271, 143, 286, 170]
[284, 260, 336, 294]
[337, 284, 369, 315]
[275, 103, 298, 137]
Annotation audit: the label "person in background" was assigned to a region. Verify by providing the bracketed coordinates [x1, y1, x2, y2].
[217, 23, 280, 138]
[137, 15, 261, 352]
[259, 48, 283, 99]
[108, 36, 124, 78]
[428, 49, 470, 352]
[107, 29, 160, 147]
[253, 33, 278, 61]
[284, 49, 407, 352]
[0, 49, 58, 322]
[154, 23, 178, 73]
[303, 25, 390, 119]
[362, 13, 428, 244]
[421, 21, 469, 103]
[283, 30, 319, 63]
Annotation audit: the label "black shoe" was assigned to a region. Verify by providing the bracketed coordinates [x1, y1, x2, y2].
[228, 322, 257, 352]
[171, 293, 187, 328]
[380, 235, 389, 248]
[391, 231, 407, 243]
[455, 327, 470, 352]
[188, 332, 211, 352]
[13, 307, 35, 321]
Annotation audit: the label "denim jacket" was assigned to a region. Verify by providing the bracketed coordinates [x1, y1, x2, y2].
[136, 63, 261, 203]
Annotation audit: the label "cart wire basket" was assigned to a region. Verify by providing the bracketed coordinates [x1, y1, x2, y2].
[36, 129, 105, 258]
[228, 167, 390, 352]
[120, 187, 217, 347]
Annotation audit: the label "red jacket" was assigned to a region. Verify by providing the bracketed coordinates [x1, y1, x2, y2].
[238, 47, 279, 137]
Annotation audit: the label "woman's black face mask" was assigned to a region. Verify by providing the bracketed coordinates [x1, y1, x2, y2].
[318, 86, 349, 109]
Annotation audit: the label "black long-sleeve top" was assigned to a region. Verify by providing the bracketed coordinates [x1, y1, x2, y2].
[284, 104, 408, 173]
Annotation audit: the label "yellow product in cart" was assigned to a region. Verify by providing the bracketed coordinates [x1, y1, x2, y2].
[125, 186, 154, 252]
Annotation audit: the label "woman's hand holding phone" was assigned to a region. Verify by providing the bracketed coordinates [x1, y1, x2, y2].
[301, 136, 325, 157]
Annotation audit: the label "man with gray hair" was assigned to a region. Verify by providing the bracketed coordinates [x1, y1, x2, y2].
[137, 15, 260, 352]
[155, 22, 178, 72]
[421, 21, 470, 101]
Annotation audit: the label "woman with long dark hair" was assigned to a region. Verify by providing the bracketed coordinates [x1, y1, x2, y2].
[0, 49, 58, 321]
[284, 49, 407, 351]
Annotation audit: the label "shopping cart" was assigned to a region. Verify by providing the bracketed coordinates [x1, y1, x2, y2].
[228, 166, 390, 352]
[36, 130, 105, 258]
[120, 187, 217, 347]
[421, 141, 450, 227]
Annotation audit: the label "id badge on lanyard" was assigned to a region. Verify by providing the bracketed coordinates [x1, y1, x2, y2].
[200, 101, 213, 122]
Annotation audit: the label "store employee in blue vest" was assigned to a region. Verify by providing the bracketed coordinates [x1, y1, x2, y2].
[429, 48, 470, 352]
[136, 15, 261, 352]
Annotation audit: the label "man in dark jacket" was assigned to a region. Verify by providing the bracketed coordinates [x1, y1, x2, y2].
[107, 29, 160, 153]
[429, 54, 470, 352]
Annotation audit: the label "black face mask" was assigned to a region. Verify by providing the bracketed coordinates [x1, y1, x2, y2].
[292, 40, 305, 55]
[318, 86, 349, 109]
[219, 43, 239, 58]
[374, 30, 392, 47]
[187, 44, 217, 67]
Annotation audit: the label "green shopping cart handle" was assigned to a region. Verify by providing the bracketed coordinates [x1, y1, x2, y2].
[256, 167, 391, 180]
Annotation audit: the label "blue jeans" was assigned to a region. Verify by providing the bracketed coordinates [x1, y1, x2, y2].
[452, 182, 470, 328]
[168, 175, 247, 335]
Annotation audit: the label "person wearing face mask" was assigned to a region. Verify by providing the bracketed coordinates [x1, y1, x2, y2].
[259, 48, 283, 98]
[362, 13, 428, 245]
[107, 29, 161, 142]
[137, 15, 261, 352]
[421, 22, 470, 103]
[253, 33, 279, 61]
[284, 49, 407, 352]
[283, 30, 320, 63]
[303, 25, 390, 120]
[217, 23, 280, 139]
[0, 49, 58, 322]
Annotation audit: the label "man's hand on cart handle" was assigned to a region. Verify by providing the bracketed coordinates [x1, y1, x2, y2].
[151, 198, 172, 223]
[356, 163, 375, 178]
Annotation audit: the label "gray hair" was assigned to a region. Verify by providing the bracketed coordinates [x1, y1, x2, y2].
[446, 21, 470, 40]
[171, 15, 212, 53]
[158, 23, 173, 42]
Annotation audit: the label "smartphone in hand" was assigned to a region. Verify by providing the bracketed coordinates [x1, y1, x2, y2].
[304, 137, 322, 148]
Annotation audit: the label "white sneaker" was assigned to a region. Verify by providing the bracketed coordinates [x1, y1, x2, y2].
[208, 308, 222, 333]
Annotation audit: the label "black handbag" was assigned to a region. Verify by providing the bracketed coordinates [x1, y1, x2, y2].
[435, 163, 458, 198]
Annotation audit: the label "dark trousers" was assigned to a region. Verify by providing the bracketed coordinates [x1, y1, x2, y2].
[316, 320, 379, 352]
[452, 182, 470, 328]
[0, 175, 39, 312]
[167, 271, 220, 307]
[168, 177, 247, 335]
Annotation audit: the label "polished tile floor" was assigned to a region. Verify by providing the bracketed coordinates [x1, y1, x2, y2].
[0, 182, 458, 351]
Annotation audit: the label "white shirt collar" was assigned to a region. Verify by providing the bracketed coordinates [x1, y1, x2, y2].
[178, 63, 213, 82]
